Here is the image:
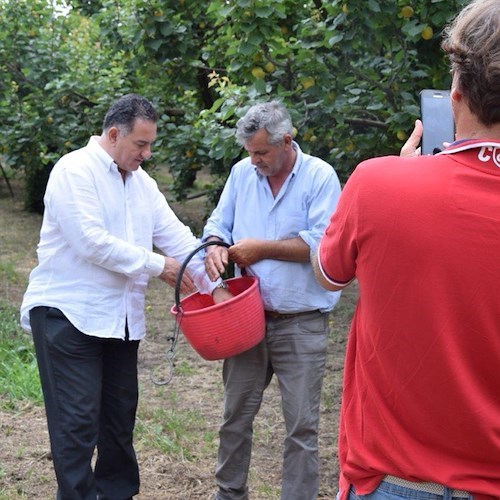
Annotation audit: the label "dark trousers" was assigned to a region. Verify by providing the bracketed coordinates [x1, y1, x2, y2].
[30, 307, 140, 500]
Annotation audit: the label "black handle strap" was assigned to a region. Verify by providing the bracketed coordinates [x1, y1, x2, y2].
[174, 240, 230, 309]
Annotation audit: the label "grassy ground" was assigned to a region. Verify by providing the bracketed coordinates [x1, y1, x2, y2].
[0, 175, 357, 499]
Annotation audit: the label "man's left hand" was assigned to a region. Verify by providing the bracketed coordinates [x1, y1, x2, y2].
[400, 119, 423, 157]
[228, 238, 262, 267]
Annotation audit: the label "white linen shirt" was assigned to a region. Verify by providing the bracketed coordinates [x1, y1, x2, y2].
[20, 137, 216, 340]
[202, 142, 342, 313]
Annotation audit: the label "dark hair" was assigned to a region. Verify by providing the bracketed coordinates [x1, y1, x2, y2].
[442, 0, 500, 125]
[235, 100, 293, 146]
[102, 94, 158, 135]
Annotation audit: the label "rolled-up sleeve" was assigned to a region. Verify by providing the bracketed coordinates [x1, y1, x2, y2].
[299, 164, 342, 257]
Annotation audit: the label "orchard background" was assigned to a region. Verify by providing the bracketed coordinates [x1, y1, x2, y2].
[0, 0, 466, 215]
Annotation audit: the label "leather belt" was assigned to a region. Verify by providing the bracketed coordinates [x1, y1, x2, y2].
[264, 309, 319, 320]
[384, 475, 470, 498]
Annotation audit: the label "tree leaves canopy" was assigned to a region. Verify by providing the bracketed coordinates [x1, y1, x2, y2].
[0, 0, 468, 212]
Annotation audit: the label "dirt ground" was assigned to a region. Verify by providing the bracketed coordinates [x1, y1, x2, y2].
[0, 177, 356, 500]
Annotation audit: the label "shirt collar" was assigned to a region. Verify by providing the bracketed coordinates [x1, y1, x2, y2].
[437, 138, 500, 155]
[87, 136, 118, 172]
[290, 141, 302, 176]
[437, 138, 500, 170]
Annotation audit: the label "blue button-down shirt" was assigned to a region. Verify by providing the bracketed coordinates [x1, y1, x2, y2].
[203, 142, 342, 313]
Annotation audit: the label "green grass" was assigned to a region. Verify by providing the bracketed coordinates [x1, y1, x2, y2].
[0, 302, 43, 411]
[252, 482, 280, 499]
[135, 406, 218, 460]
[0, 260, 20, 285]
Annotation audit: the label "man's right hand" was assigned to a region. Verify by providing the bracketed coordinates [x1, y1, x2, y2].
[159, 256, 196, 294]
[205, 240, 229, 282]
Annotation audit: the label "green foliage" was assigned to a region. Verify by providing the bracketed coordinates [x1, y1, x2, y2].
[179, 0, 468, 182]
[0, 0, 469, 211]
[0, 302, 42, 411]
[0, 0, 151, 213]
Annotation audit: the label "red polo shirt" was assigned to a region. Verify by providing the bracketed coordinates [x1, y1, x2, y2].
[318, 140, 500, 499]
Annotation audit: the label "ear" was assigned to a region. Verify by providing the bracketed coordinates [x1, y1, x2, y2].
[451, 86, 462, 103]
[450, 73, 462, 103]
[283, 133, 293, 148]
[107, 126, 120, 145]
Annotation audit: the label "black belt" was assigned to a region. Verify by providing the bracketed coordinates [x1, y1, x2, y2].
[264, 309, 320, 320]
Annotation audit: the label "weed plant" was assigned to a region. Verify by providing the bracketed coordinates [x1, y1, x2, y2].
[0, 301, 42, 411]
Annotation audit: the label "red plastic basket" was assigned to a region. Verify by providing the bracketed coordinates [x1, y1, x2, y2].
[170, 242, 265, 361]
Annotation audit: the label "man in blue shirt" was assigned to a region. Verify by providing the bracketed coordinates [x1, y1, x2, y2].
[203, 101, 342, 500]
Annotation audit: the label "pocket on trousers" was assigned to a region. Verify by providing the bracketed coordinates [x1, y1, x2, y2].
[297, 312, 328, 335]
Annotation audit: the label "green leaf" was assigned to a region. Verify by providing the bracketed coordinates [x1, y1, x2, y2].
[238, 40, 255, 56]
[328, 33, 344, 46]
[255, 6, 274, 18]
[367, 0, 381, 12]
[254, 79, 267, 94]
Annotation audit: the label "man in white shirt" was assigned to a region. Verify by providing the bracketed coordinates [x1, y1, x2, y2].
[20, 94, 219, 500]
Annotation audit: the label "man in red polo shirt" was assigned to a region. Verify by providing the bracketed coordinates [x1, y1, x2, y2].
[313, 0, 500, 499]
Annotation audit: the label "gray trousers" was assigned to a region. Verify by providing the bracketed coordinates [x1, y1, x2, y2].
[215, 310, 329, 500]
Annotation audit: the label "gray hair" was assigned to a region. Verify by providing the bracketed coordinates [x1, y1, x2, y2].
[235, 101, 293, 146]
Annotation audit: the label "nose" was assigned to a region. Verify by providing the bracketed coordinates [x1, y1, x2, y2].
[249, 152, 260, 165]
[142, 146, 152, 160]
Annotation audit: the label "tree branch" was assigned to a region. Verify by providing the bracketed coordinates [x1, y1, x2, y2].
[345, 117, 388, 130]
[0, 158, 14, 198]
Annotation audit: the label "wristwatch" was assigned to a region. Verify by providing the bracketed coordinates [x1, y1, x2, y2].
[213, 281, 228, 293]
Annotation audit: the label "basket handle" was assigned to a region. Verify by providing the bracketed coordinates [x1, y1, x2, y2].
[174, 240, 231, 309]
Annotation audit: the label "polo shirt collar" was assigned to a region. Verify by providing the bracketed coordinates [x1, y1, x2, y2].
[438, 138, 500, 155]
[438, 138, 500, 170]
